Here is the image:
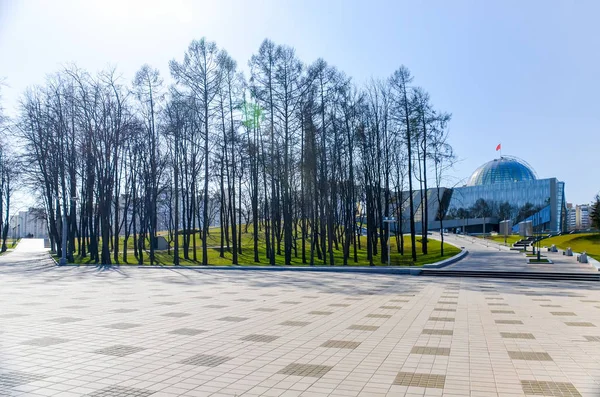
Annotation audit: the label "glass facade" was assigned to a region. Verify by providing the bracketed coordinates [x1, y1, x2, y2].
[467, 156, 537, 186]
[445, 178, 566, 232]
[396, 156, 567, 233]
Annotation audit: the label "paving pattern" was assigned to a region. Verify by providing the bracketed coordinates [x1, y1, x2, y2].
[0, 240, 600, 396]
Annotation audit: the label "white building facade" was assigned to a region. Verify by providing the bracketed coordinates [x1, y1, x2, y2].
[9, 209, 48, 239]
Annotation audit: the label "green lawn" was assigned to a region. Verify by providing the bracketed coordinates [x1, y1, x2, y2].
[539, 233, 600, 261]
[62, 228, 460, 267]
[0, 239, 19, 255]
[479, 235, 522, 246]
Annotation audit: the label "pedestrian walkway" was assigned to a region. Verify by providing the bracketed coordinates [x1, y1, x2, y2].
[442, 234, 598, 273]
[0, 238, 54, 270]
[0, 249, 599, 396]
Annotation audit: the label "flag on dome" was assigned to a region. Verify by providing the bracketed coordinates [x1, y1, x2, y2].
[496, 143, 501, 151]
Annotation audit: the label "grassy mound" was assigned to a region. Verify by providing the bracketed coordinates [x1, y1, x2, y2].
[479, 235, 522, 246]
[540, 233, 600, 260]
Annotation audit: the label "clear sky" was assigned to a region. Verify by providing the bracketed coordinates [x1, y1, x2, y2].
[1, 0, 598, 204]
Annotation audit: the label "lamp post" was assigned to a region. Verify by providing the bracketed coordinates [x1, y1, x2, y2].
[59, 211, 67, 265]
[57, 195, 78, 266]
[537, 212, 542, 262]
[383, 217, 396, 266]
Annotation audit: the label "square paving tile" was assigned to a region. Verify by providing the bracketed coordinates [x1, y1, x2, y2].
[422, 329, 453, 336]
[85, 385, 156, 397]
[218, 316, 248, 322]
[278, 363, 333, 378]
[0, 313, 29, 318]
[241, 334, 280, 343]
[521, 380, 581, 396]
[21, 337, 70, 346]
[168, 328, 206, 336]
[496, 319, 523, 324]
[434, 308, 456, 312]
[393, 372, 446, 389]
[321, 340, 361, 349]
[380, 305, 402, 309]
[104, 323, 141, 330]
[280, 320, 310, 327]
[161, 312, 191, 318]
[0, 371, 46, 388]
[429, 317, 455, 322]
[47, 317, 84, 323]
[366, 314, 391, 319]
[94, 345, 146, 357]
[411, 346, 451, 356]
[508, 351, 553, 361]
[565, 322, 595, 327]
[348, 324, 379, 331]
[111, 308, 138, 313]
[501, 332, 535, 339]
[309, 311, 333, 315]
[179, 354, 232, 367]
[551, 312, 576, 316]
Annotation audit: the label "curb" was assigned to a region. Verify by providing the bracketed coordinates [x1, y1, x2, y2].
[422, 249, 468, 269]
[136, 264, 423, 275]
[421, 237, 468, 269]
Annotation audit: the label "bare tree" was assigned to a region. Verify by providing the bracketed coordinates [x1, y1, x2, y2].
[170, 38, 222, 266]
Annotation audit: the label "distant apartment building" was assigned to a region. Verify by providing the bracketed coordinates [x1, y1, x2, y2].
[8, 208, 48, 239]
[567, 203, 576, 230]
[566, 203, 590, 231]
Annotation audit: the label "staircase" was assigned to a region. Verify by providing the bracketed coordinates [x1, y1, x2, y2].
[420, 269, 600, 281]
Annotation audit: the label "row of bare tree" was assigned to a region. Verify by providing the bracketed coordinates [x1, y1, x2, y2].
[0, 82, 17, 252]
[9, 37, 454, 265]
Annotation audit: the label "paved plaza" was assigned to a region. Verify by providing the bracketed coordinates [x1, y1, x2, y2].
[443, 234, 599, 273]
[0, 240, 599, 396]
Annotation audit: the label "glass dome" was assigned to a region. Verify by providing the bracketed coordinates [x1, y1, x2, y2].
[467, 156, 537, 186]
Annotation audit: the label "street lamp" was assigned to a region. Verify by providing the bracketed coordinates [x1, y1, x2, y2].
[383, 217, 397, 266]
[537, 211, 542, 263]
[59, 209, 67, 266]
[57, 195, 79, 266]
